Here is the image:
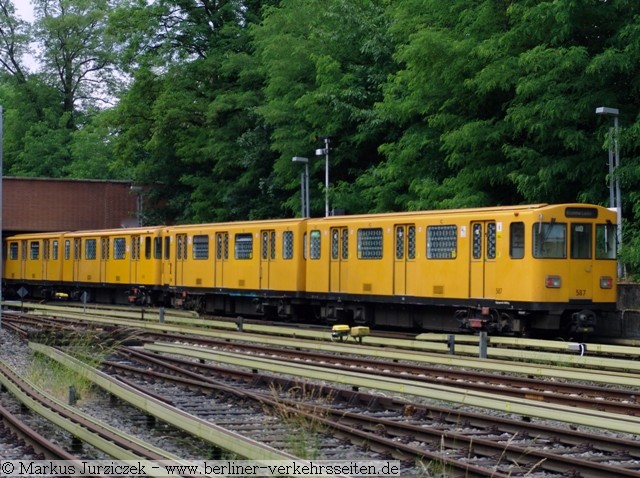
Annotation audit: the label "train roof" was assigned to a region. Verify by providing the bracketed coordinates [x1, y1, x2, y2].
[308, 203, 612, 221]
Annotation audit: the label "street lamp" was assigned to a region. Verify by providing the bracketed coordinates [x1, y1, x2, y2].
[292, 156, 310, 217]
[595, 106, 622, 278]
[315, 136, 331, 216]
[130, 185, 143, 226]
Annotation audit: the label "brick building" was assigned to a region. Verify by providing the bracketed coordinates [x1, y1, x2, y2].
[1, 177, 143, 235]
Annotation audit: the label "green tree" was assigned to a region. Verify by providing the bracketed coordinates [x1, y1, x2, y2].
[254, 0, 395, 215]
[109, 0, 280, 223]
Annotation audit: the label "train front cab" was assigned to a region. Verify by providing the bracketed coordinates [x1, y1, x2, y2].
[3, 232, 66, 300]
[444, 204, 617, 334]
[516, 204, 618, 334]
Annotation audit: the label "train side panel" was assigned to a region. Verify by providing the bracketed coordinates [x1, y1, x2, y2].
[3, 233, 66, 299]
[160, 219, 307, 316]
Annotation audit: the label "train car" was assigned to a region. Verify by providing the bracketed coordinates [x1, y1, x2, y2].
[4, 227, 164, 304]
[303, 203, 618, 335]
[61, 226, 164, 304]
[159, 218, 307, 318]
[3, 232, 67, 300]
[2, 203, 618, 335]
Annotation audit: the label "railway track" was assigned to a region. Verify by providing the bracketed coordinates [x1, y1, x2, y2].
[138, 332, 640, 417]
[3, 306, 640, 476]
[101, 346, 640, 477]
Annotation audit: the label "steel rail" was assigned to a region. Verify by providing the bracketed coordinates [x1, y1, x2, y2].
[0, 362, 188, 469]
[107, 349, 640, 478]
[144, 342, 640, 435]
[28, 342, 306, 462]
[0, 402, 79, 460]
[120, 347, 640, 456]
[140, 333, 640, 416]
[5, 310, 640, 391]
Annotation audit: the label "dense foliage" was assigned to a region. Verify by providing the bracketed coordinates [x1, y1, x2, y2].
[2, 0, 640, 274]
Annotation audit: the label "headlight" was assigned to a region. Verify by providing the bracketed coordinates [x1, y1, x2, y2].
[545, 275, 561, 288]
[600, 276, 613, 289]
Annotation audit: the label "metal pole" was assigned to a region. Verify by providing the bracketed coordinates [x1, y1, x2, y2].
[614, 115, 623, 278]
[299, 171, 305, 218]
[608, 126, 614, 210]
[324, 137, 330, 217]
[304, 162, 310, 218]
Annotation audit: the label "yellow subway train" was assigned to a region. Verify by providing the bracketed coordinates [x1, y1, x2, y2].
[2, 203, 618, 335]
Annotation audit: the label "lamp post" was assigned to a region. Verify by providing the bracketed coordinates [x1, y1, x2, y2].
[292, 156, 309, 217]
[315, 137, 330, 216]
[130, 185, 143, 226]
[595, 106, 622, 278]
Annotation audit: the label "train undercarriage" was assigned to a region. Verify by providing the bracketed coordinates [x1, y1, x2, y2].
[3, 281, 607, 337]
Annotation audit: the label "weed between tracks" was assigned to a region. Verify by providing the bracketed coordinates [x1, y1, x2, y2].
[267, 383, 333, 459]
[27, 329, 132, 403]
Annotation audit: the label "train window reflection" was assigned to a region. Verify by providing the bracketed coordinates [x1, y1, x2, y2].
[9, 242, 18, 260]
[533, 223, 566, 258]
[570, 223, 592, 259]
[235, 234, 253, 260]
[510, 222, 524, 259]
[310, 230, 321, 260]
[596, 224, 617, 259]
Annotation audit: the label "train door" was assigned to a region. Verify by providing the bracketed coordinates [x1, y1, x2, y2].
[175, 234, 187, 286]
[162, 235, 173, 285]
[42, 240, 50, 279]
[469, 221, 497, 299]
[214, 232, 228, 287]
[100, 237, 109, 282]
[568, 222, 593, 300]
[394, 224, 416, 295]
[329, 227, 348, 293]
[260, 230, 276, 289]
[20, 240, 27, 279]
[73, 239, 81, 281]
[131, 235, 141, 283]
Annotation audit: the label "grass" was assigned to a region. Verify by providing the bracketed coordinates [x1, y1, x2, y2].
[27, 328, 133, 403]
[267, 383, 333, 459]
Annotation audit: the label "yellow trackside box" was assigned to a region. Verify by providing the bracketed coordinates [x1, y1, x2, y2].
[349, 326, 370, 337]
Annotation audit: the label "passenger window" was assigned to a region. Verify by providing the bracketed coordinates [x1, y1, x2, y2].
[52, 240, 59, 260]
[193, 234, 209, 259]
[235, 233, 253, 259]
[283, 231, 294, 260]
[427, 225, 457, 259]
[533, 223, 566, 258]
[145, 237, 152, 260]
[114, 238, 126, 259]
[131, 237, 141, 260]
[358, 228, 383, 259]
[30, 241, 40, 260]
[9, 242, 18, 260]
[570, 223, 592, 259]
[101, 238, 109, 260]
[64, 240, 71, 260]
[164, 237, 171, 260]
[510, 222, 524, 259]
[154, 237, 162, 259]
[310, 230, 321, 259]
[408, 226, 415, 259]
[596, 224, 616, 259]
[85, 239, 97, 260]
